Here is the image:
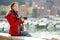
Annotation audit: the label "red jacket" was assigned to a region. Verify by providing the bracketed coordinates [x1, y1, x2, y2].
[4, 10, 24, 36]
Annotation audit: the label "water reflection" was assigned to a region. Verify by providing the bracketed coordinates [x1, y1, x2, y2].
[24, 19, 60, 39]
[0, 19, 60, 39]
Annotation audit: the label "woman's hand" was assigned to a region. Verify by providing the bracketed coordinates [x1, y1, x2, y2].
[21, 18, 24, 22]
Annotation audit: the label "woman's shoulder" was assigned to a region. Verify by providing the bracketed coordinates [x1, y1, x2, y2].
[8, 10, 15, 16]
[4, 10, 15, 18]
[9, 10, 14, 14]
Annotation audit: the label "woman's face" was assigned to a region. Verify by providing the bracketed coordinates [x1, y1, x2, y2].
[12, 3, 19, 11]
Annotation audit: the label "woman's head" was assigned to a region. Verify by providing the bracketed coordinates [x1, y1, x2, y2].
[10, 2, 19, 11]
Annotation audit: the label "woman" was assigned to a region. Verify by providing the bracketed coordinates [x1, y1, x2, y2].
[4, 2, 31, 36]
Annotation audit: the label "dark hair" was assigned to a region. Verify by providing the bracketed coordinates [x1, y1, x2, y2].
[10, 2, 17, 10]
[10, 2, 18, 20]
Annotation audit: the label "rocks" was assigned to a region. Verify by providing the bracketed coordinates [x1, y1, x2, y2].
[51, 38, 58, 40]
[0, 35, 23, 40]
[42, 38, 58, 40]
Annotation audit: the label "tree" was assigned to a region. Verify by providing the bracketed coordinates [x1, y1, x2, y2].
[32, 7, 38, 18]
[0, 10, 7, 15]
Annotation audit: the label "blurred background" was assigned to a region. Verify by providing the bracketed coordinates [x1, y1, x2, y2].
[0, 0, 60, 18]
[0, 0, 60, 40]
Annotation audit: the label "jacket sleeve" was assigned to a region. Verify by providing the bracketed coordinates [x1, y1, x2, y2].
[4, 14, 23, 27]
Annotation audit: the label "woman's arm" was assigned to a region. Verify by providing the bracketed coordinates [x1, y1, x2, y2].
[4, 13, 23, 27]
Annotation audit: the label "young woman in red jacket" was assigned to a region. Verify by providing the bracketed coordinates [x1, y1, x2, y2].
[4, 2, 31, 36]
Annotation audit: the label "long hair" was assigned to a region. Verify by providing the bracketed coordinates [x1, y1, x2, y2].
[10, 2, 19, 20]
[10, 2, 18, 10]
[6, 2, 18, 15]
